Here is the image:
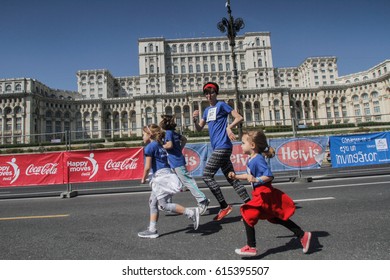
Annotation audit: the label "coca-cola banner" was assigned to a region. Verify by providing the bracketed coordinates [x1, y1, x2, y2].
[63, 148, 143, 183]
[0, 153, 64, 187]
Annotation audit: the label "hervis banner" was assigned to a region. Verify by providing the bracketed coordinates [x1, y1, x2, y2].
[268, 137, 329, 172]
[329, 132, 390, 168]
[183, 137, 329, 175]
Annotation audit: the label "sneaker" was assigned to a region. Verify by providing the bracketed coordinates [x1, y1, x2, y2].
[213, 205, 233, 221]
[198, 199, 210, 215]
[235, 245, 258, 256]
[300, 231, 312, 254]
[190, 207, 200, 230]
[138, 229, 159, 239]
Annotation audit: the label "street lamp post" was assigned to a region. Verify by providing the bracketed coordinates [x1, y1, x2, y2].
[217, 0, 245, 140]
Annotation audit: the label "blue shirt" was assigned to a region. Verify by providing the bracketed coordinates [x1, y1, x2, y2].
[164, 130, 186, 168]
[247, 154, 273, 188]
[202, 101, 233, 150]
[144, 141, 171, 173]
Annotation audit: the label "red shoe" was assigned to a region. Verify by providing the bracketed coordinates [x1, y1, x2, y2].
[235, 245, 258, 256]
[213, 205, 233, 221]
[300, 232, 312, 254]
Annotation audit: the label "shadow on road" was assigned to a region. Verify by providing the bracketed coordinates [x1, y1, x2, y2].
[241, 231, 330, 259]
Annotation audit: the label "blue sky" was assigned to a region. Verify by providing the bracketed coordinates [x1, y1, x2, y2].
[1, 0, 389, 91]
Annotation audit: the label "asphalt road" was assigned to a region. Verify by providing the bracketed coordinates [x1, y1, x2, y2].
[0, 166, 389, 260]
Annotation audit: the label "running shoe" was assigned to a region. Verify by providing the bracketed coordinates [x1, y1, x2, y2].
[300, 231, 312, 254]
[198, 199, 210, 215]
[138, 229, 159, 239]
[235, 245, 258, 256]
[213, 205, 233, 221]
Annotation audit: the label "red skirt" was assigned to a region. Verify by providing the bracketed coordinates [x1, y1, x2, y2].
[240, 184, 296, 227]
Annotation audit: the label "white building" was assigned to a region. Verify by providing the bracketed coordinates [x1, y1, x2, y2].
[1, 32, 389, 144]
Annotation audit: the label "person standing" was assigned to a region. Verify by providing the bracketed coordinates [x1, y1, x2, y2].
[138, 124, 200, 239]
[159, 115, 210, 215]
[229, 130, 311, 256]
[193, 82, 250, 221]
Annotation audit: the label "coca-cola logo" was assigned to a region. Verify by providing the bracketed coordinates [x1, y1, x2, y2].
[183, 147, 201, 173]
[231, 143, 249, 172]
[104, 158, 138, 171]
[276, 139, 322, 168]
[26, 163, 58, 175]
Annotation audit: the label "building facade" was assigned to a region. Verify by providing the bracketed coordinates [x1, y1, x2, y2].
[1, 32, 389, 144]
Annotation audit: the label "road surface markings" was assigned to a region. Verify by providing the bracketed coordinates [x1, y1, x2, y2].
[308, 181, 390, 190]
[0, 214, 69, 221]
[294, 197, 335, 202]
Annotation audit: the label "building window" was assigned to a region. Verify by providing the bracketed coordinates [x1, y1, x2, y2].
[363, 103, 370, 115]
[223, 42, 229, 50]
[354, 104, 361, 116]
[373, 101, 381, 114]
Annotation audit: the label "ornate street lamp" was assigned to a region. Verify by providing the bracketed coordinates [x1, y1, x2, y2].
[217, 0, 245, 139]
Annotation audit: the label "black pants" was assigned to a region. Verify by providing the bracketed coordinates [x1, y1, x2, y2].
[244, 218, 304, 248]
[202, 148, 250, 208]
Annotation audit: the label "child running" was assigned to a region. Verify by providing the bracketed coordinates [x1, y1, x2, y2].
[159, 115, 210, 215]
[138, 124, 200, 239]
[229, 130, 311, 256]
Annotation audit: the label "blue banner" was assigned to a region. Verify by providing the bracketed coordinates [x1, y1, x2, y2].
[184, 136, 330, 176]
[269, 137, 329, 171]
[329, 132, 390, 168]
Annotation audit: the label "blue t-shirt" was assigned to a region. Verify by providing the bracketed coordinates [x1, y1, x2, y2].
[164, 130, 186, 168]
[247, 154, 273, 188]
[144, 141, 171, 173]
[202, 101, 233, 150]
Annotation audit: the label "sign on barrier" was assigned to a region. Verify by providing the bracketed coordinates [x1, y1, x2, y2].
[0, 153, 64, 187]
[63, 148, 144, 183]
[269, 137, 329, 171]
[329, 132, 390, 168]
[0, 148, 144, 187]
[3, 132, 389, 187]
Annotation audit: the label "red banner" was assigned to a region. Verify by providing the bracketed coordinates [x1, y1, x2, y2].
[0, 152, 64, 187]
[63, 148, 144, 183]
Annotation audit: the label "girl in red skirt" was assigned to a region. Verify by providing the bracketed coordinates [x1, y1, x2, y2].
[229, 130, 311, 256]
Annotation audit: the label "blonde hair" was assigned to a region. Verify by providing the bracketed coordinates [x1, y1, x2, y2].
[244, 130, 275, 158]
[143, 124, 165, 145]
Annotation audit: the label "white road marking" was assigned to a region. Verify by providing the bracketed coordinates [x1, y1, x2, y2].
[294, 197, 335, 202]
[308, 181, 390, 189]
